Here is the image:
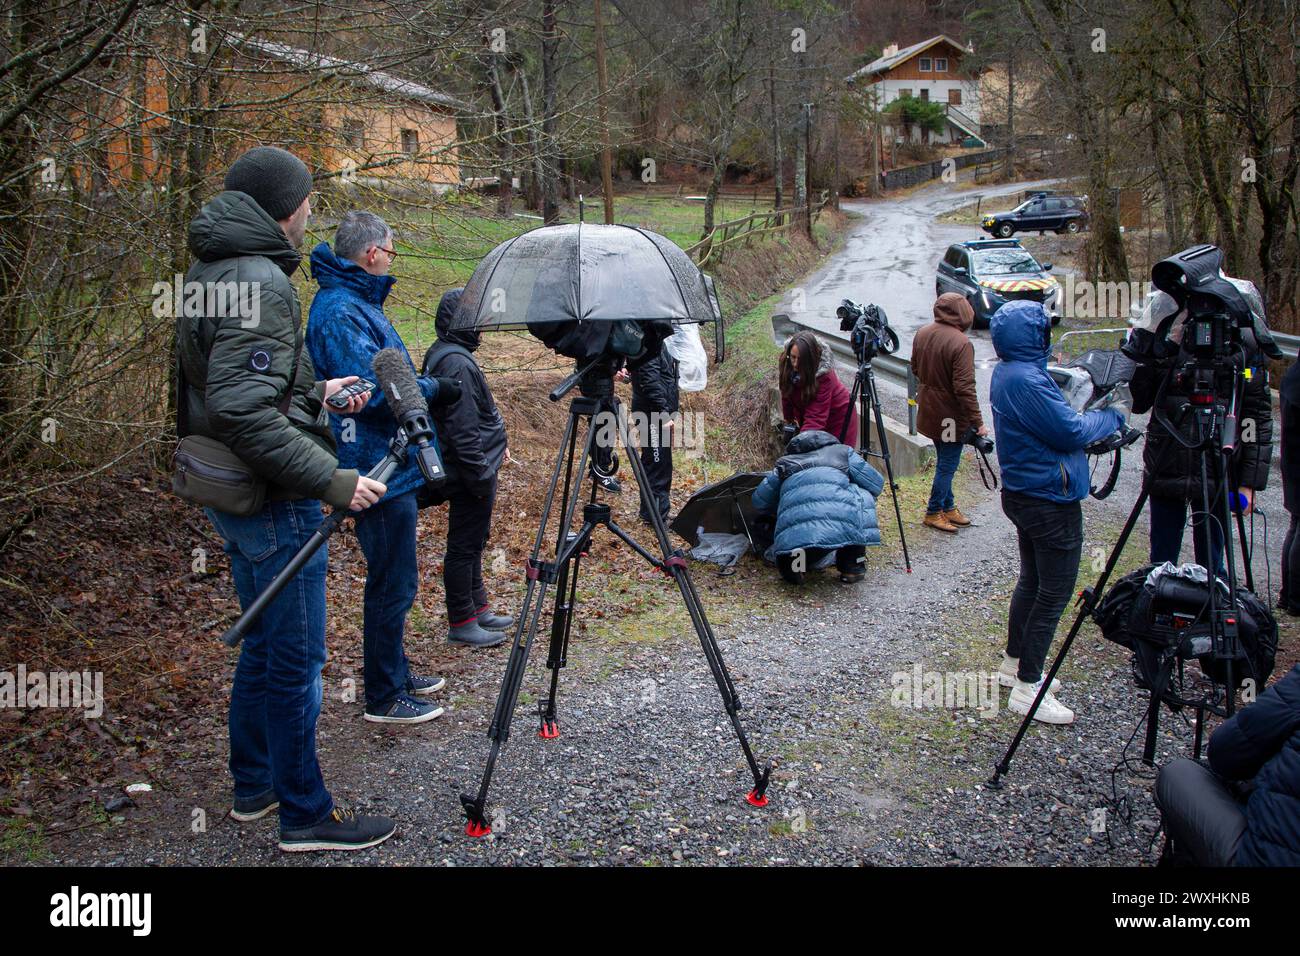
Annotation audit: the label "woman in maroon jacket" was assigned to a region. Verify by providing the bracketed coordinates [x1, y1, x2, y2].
[779, 331, 858, 443]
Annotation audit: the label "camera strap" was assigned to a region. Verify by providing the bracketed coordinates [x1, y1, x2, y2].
[974, 445, 998, 491]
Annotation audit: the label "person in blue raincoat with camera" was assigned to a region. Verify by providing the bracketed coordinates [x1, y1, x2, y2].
[989, 300, 1124, 726]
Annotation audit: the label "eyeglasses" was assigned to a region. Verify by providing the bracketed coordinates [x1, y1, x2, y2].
[375, 245, 397, 260]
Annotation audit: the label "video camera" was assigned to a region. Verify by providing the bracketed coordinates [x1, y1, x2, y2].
[1125, 243, 1282, 367]
[836, 299, 900, 363]
[1047, 348, 1142, 499]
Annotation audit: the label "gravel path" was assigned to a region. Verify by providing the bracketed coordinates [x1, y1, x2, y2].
[44, 415, 1291, 866]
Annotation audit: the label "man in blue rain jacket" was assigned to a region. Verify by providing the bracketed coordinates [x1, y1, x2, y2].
[307, 211, 459, 725]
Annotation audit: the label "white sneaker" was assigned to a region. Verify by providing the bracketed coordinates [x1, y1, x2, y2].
[997, 653, 1060, 693]
[1007, 678, 1075, 725]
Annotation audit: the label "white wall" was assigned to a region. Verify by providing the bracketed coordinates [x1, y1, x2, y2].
[871, 76, 983, 144]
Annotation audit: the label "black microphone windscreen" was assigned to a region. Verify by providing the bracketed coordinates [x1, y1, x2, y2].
[371, 348, 427, 422]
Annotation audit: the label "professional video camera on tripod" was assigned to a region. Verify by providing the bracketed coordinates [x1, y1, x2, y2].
[991, 244, 1282, 786]
[445, 220, 772, 837]
[835, 299, 912, 572]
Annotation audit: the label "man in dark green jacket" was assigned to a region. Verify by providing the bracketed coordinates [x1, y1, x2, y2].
[177, 146, 393, 853]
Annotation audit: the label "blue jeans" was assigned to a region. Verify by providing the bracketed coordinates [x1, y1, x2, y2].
[927, 441, 963, 514]
[1148, 495, 1227, 578]
[206, 499, 333, 831]
[352, 490, 418, 709]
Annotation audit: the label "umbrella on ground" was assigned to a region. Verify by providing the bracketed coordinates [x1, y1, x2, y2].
[670, 472, 768, 550]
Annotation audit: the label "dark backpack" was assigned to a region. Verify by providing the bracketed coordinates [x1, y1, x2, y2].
[1093, 564, 1277, 706]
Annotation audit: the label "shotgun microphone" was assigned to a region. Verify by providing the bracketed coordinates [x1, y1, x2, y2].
[372, 348, 446, 485]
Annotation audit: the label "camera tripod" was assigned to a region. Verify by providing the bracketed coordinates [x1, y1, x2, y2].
[459, 361, 772, 836]
[841, 349, 912, 573]
[989, 356, 1254, 787]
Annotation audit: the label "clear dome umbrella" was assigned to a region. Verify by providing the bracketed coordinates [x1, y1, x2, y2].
[449, 222, 722, 333]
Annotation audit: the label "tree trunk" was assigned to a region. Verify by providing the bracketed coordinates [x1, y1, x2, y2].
[515, 65, 545, 212]
[594, 0, 614, 224]
[1150, 105, 1183, 252]
[487, 57, 513, 217]
[1004, 50, 1017, 179]
[703, 161, 725, 238]
[541, 0, 560, 223]
[769, 66, 782, 219]
[0, 0, 38, 428]
[794, 104, 807, 223]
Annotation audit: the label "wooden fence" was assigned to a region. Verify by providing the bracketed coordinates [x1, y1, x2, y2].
[685, 190, 831, 266]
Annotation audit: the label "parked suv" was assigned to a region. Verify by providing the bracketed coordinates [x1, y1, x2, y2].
[936, 238, 1061, 328]
[981, 192, 1089, 237]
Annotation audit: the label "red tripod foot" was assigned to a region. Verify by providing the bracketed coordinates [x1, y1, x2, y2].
[745, 789, 770, 808]
[538, 719, 560, 739]
[465, 818, 492, 838]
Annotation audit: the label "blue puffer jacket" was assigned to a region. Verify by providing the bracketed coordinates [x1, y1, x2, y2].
[990, 300, 1123, 502]
[752, 430, 885, 555]
[1208, 663, 1300, 866]
[305, 242, 441, 501]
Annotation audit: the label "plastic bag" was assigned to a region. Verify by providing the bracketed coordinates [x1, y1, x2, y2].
[666, 322, 708, 392]
[690, 531, 750, 568]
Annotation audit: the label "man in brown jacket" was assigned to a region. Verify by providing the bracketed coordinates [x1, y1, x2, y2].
[911, 293, 986, 532]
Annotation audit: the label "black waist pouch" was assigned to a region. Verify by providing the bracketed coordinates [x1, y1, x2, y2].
[172, 435, 267, 517]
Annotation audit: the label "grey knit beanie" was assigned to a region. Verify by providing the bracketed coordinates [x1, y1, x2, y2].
[224, 146, 313, 221]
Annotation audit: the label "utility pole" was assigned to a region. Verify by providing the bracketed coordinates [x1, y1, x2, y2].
[594, 0, 615, 224]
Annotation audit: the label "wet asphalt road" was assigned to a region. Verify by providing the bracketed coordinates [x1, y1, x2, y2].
[777, 176, 1062, 422]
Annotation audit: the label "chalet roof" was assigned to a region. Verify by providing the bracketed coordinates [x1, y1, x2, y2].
[845, 34, 971, 84]
[227, 33, 470, 112]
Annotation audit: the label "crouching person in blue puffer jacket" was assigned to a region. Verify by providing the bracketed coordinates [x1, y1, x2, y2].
[752, 429, 885, 585]
[990, 301, 1124, 726]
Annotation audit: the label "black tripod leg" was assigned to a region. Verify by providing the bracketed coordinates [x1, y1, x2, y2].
[461, 575, 552, 836]
[460, 406, 587, 836]
[865, 367, 912, 573]
[1235, 510, 1254, 592]
[619, 412, 772, 806]
[1142, 688, 1161, 766]
[539, 528, 588, 739]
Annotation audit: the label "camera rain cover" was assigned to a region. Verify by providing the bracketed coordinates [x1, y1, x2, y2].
[449, 223, 719, 332]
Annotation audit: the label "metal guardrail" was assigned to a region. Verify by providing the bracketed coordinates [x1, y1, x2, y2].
[771, 312, 919, 435]
[1273, 331, 1299, 359]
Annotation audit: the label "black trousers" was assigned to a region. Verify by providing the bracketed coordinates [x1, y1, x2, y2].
[637, 414, 673, 523]
[1001, 490, 1084, 683]
[444, 476, 496, 625]
[1281, 513, 1300, 612]
[777, 545, 865, 583]
[1155, 758, 1246, 866]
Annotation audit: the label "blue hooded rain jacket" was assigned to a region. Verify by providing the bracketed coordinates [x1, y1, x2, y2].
[989, 300, 1123, 503]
